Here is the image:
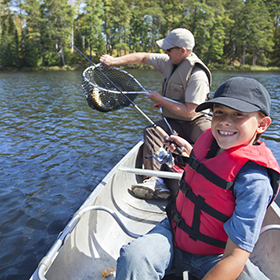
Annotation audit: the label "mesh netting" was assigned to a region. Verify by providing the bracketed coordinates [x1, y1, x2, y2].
[82, 64, 146, 112]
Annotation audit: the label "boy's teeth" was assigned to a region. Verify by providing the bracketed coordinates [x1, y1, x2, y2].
[220, 131, 234, 135]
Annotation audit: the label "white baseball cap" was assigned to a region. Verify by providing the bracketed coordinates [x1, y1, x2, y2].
[156, 28, 195, 50]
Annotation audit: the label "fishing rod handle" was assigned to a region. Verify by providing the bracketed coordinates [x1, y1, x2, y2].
[155, 126, 188, 157]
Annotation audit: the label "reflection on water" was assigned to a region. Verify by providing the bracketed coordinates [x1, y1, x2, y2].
[0, 69, 279, 279]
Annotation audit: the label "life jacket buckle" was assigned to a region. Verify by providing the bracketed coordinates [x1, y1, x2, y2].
[172, 210, 183, 228]
[189, 156, 201, 171]
[179, 180, 190, 197]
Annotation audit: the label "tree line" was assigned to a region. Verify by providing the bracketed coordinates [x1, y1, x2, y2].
[0, 0, 279, 70]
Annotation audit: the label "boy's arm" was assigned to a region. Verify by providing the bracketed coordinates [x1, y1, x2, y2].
[203, 163, 273, 280]
[202, 238, 250, 280]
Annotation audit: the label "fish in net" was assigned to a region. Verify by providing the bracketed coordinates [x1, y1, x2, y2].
[82, 64, 147, 112]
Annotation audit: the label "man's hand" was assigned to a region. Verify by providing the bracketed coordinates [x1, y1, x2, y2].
[146, 90, 162, 103]
[100, 54, 115, 67]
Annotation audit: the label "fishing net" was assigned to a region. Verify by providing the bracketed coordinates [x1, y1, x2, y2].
[82, 64, 147, 112]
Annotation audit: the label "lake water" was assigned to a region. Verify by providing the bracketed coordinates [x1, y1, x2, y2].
[0, 69, 279, 280]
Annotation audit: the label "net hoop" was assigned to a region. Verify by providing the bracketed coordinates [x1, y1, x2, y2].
[82, 64, 147, 112]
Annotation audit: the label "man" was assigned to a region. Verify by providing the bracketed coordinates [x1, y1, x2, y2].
[100, 28, 212, 199]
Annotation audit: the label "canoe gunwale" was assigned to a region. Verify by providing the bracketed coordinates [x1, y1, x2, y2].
[260, 224, 280, 235]
[33, 141, 145, 280]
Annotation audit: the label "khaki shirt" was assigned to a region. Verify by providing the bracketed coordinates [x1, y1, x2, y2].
[149, 53, 211, 121]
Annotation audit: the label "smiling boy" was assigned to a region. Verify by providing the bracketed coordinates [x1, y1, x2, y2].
[115, 77, 280, 280]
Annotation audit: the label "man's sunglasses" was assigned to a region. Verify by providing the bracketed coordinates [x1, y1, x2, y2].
[166, 47, 180, 52]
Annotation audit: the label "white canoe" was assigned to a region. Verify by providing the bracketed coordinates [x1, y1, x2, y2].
[30, 141, 280, 280]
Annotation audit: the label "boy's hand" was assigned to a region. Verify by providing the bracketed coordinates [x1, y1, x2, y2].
[164, 135, 193, 157]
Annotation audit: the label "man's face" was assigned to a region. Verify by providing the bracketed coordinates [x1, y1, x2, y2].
[165, 47, 185, 65]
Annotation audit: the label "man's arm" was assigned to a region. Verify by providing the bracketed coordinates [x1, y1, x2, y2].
[100, 53, 151, 67]
[202, 238, 250, 280]
[147, 90, 198, 120]
[147, 66, 209, 120]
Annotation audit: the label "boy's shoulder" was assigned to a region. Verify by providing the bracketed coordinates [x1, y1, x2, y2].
[236, 160, 279, 207]
[225, 161, 273, 252]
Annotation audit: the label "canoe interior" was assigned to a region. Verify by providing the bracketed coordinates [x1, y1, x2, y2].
[250, 202, 280, 279]
[32, 141, 280, 280]
[42, 141, 169, 279]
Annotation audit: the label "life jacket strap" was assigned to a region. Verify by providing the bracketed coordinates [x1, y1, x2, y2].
[188, 153, 234, 191]
[180, 180, 230, 223]
[172, 208, 227, 249]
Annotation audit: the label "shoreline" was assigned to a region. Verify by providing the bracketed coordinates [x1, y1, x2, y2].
[0, 64, 280, 72]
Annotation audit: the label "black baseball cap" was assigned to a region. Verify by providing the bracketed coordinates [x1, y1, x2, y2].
[196, 77, 271, 116]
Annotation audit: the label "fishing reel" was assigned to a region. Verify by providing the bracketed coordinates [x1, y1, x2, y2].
[145, 147, 175, 168]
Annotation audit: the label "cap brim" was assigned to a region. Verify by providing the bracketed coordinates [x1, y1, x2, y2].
[156, 38, 175, 50]
[196, 97, 261, 113]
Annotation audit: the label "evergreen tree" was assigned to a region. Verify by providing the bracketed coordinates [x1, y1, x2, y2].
[264, 0, 280, 66]
[101, 0, 132, 57]
[144, 1, 166, 52]
[240, 0, 274, 66]
[0, 0, 279, 68]
[128, 0, 163, 53]
[0, 4, 19, 68]
[223, 0, 243, 65]
[81, 0, 104, 61]
[22, 0, 41, 67]
[182, 0, 226, 64]
[159, 0, 183, 33]
[40, 0, 73, 66]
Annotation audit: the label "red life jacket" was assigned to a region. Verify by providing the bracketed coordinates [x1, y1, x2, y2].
[168, 129, 280, 256]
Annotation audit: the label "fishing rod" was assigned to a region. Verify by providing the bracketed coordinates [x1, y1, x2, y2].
[73, 44, 186, 156]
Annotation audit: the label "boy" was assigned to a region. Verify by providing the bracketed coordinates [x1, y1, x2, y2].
[115, 77, 280, 280]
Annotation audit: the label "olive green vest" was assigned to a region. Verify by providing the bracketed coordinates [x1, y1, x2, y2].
[162, 53, 211, 121]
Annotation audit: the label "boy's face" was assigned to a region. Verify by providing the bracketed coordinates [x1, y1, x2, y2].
[211, 104, 271, 151]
